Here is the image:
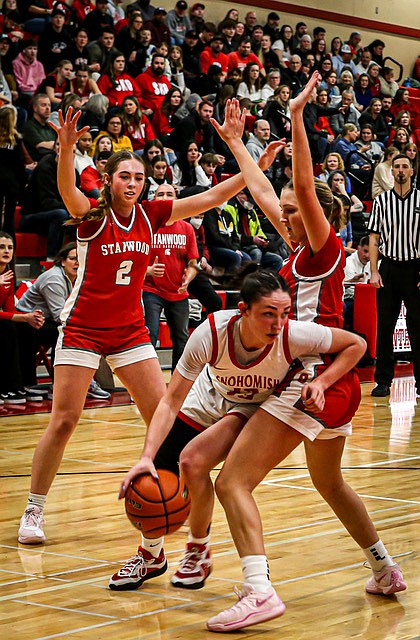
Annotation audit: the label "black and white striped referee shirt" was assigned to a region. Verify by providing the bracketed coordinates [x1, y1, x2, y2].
[368, 187, 420, 261]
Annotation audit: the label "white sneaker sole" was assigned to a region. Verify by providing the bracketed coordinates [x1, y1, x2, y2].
[18, 532, 46, 544]
[207, 600, 286, 631]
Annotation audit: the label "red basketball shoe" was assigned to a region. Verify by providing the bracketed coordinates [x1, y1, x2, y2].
[171, 542, 212, 589]
[109, 547, 167, 590]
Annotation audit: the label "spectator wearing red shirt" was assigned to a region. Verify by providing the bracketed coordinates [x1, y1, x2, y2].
[199, 34, 228, 75]
[152, 86, 183, 145]
[227, 36, 264, 74]
[97, 52, 142, 107]
[121, 95, 155, 152]
[135, 54, 172, 116]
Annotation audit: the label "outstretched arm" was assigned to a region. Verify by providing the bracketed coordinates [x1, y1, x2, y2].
[290, 71, 331, 253]
[49, 107, 92, 218]
[169, 110, 283, 223]
[208, 99, 290, 245]
[118, 370, 194, 497]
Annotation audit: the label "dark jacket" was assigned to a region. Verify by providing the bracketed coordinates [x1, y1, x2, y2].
[203, 207, 241, 251]
[21, 152, 80, 214]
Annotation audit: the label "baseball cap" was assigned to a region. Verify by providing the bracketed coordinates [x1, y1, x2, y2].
[341, 44, 352, 54]
[0, 33, 11, 43]
[176, 0, 188, 9]
[191, 2, 205, 9]
[185, 29, 198, 39]
[211, 34, 224, 43]
[154, 7, 167, 14]
[51, 6, 66, 16]
[208, 62, 222, 76]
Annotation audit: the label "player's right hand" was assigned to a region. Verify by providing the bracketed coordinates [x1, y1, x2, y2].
[118, 456, 158, 499]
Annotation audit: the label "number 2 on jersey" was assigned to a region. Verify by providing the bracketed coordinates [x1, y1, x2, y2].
[116, 260, 133, 285]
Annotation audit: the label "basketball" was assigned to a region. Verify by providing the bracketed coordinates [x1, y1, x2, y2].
[125, 469, 191, 537]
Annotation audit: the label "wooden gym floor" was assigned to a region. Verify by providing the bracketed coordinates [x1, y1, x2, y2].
[0, 371, 418, 639]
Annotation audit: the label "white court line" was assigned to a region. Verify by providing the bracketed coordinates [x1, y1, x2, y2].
[263, 481, 420, 504]
[27, 552, 416, 640]
[1, 544, 111, 563]
[33, 620, 121, 640]
[11, 599, 119, 619]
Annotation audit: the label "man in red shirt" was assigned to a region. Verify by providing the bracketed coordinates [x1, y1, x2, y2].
[227, 36, 264, 74]
[199, 34, 228, 76]
[135, 54, 172, 116]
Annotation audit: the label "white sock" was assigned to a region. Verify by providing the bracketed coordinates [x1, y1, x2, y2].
[142, 536, 164, 558]
[188, 532, 210, 547]
[363, 540, 394, 571]
[241, 555, 271, 593]
[27, 493, 46, 511]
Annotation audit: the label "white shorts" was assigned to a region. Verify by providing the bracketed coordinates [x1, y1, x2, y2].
[180, 367, 261, 429]
[55, 340, 158, 371]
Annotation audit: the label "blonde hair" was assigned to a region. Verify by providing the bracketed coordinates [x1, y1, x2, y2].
[0, 105, 19, 146]
[283, 177, 344, 225]
[322, 152, 344, 173]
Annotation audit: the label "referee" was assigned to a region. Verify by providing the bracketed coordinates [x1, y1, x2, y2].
[368, 154, 420, 397]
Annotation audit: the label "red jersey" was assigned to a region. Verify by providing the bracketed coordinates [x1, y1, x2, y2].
[0, 271, 15, 320]
[97, 73, 142, 107]
[143, 220, 199, 302]
[227, 51, 263, 73]
[61, 200, 172, 329]
[280, 225, 345, 328]
[135, 67, 172, 111]
[124, 114, 155, 151]
[199, 48, 228, 74]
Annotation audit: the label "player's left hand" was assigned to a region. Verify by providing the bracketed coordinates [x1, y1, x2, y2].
[301, 381, 325, 413]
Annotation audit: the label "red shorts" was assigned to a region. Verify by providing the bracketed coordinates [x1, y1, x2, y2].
[55, 320, 156, 370]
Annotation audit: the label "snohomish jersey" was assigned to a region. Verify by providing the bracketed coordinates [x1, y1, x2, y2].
[176, 309, 332, 429]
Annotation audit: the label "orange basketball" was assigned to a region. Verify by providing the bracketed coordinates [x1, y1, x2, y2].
[125, 469, 191, 537]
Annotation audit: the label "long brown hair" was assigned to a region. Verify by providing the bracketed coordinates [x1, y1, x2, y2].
[0, 105, 20, 146]
[66, 151, 145, 225]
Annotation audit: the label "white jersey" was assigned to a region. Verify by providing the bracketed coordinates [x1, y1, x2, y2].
[176, 310, 332, 429]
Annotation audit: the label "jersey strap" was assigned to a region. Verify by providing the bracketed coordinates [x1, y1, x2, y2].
[208, 313, 219, 366]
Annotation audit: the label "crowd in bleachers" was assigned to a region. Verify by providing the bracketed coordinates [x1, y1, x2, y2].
[0, 1, 420, 251]
[1, 0, 420, 403]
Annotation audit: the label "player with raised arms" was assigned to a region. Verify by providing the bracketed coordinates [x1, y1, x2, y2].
[201, 71, 406, 632]
[17, 107, 280, 545]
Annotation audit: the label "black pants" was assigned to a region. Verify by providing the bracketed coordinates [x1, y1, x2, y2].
[154, 416, 200, 475]
[187, 272, 223, 314]
[0, 320, 38, 393]
[375, 257, 420, 389]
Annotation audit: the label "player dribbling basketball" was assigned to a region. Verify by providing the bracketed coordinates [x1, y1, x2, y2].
[111, 266, 366, 593]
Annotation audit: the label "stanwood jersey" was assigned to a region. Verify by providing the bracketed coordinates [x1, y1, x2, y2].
[143, 219, 199, 301]
[61, 200, 172, 329]
[176, 310, 332, 428]
[280, 225, 345, 328]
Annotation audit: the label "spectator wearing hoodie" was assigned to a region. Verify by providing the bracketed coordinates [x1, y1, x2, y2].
[135, 53, 171, 115]
[164, 0, 191, 45]
[12, 39, 45, 110]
